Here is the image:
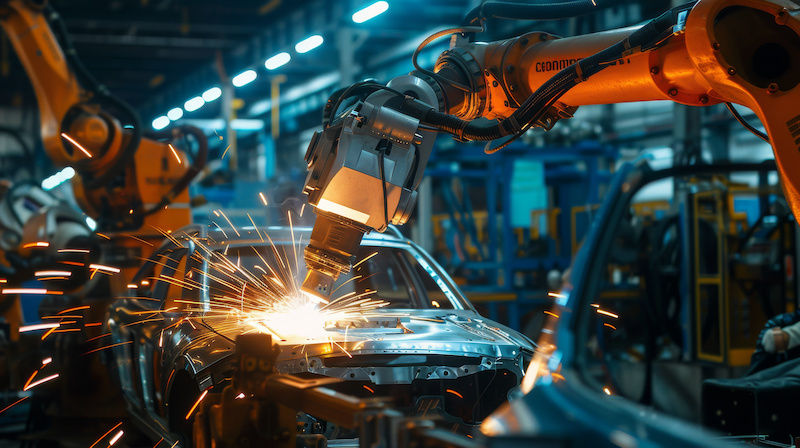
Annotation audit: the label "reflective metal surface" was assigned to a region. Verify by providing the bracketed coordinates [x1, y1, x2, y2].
[107, 225, 534, 441]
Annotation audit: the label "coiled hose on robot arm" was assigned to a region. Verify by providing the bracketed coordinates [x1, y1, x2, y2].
[463, 0, 620, 25]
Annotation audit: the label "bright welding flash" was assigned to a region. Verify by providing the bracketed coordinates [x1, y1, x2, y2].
[302, 290, 329, 305]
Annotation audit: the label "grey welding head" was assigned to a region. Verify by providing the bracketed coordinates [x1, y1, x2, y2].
[300, 210, 370, 302]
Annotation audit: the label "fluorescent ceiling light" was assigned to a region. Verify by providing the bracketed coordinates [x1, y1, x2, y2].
[184, 96, 205, 112]
[41, 167, 75, 191]
[232, 69, 257, 87]
[167, 107, 184, 121]
[230, 119, 265, 130]
[265, 52, 291, 70]
[152, 116, 170, 130]
[202, 87, 222, 102]
[295, 35, 323, 54]
[352, 1, 388, 23]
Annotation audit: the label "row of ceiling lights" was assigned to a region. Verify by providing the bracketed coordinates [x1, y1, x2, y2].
[151, 1, 390, 130]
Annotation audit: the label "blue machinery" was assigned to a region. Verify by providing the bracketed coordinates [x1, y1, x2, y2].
[425, 141, 618, 332]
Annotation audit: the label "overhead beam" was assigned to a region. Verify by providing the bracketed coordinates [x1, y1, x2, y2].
[64, 18, 262, 35]
[70, 34, 237, 48]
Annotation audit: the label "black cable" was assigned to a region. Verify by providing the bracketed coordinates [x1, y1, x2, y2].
[408, 6, 677, 146]
[725, 102, 770, 143]
[322, 87, 349, 128]
[412, 26, 484, 94]
[378, 145, 390, 230]
[326, 80, 384, 128]
[463, 0, 614, 26]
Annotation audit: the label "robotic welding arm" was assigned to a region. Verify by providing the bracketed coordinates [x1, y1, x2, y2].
[301, 76, 442, 298]
[0, 0, 207, 233]
[301, 0, 800, 301]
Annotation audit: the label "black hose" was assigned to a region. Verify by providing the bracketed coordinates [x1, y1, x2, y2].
[322, 87, 349, 128]
[325, 80, 383, 128]
[463, 0, 613, 26]
[142, 125, 209, 216]
[725, 102, 770, 143]
[419, 7, 677, 143]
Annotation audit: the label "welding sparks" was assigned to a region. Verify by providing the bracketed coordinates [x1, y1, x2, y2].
[58, 248, 90, 253]
[167, 143, 182, 164]
[604, 387, 612, 395]
[543, 310, 559, 319]
[185, 389, 209, 419]
[81, 341, 132, 356]
[236, 393, 245, 399]
[108, 430, 124, 446]
[363, 385, 374, 394]
[35, 270, 72, 277]
[259, 192, 268, 206]
[90, 423, 123, 448]
[0, 396, 28, 415]
[22, 242, 50, 249]
[19, 323, 60, 333]
[61, 133, 93, 158]
[219, 210, 240, 237]
[548, 292, 566, 299]
[596, 309, 619, 319]
[23, 373, 59, 391]
[127, 222, 391, 362]
[604, 323, 617, 330]
[446, 389, 463, 399]
[2, 288, 47, 295]
[89, 264, 121, 274]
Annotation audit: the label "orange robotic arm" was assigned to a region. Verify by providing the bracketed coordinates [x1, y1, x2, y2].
[300, 0, 800, 300]
[430, 0, 800, 210]
[0, 0, 207, 233]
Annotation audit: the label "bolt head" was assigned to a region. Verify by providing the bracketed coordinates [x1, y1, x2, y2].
[506, 65, 515, 73]
[668, 88, 678, 97]
[650, 67, 660, 75]
[699, 95, 709, 104]
[728, 67, 737, 75]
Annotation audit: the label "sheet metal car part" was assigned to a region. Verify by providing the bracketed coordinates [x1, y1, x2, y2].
[106, 224, 533, 445]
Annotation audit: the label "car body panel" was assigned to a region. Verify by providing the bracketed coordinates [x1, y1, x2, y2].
[107, 225, 534, 441]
